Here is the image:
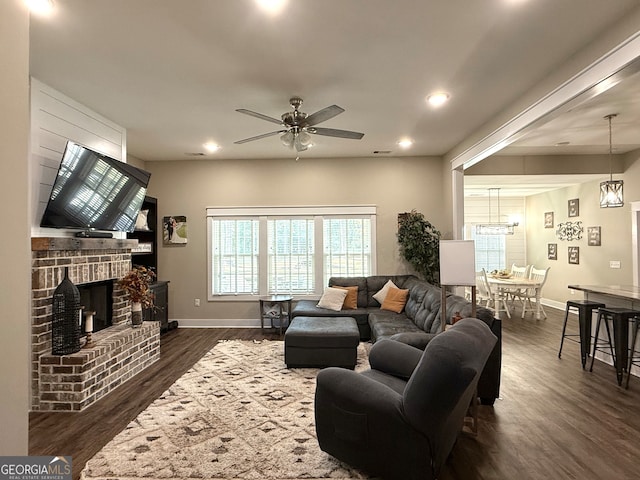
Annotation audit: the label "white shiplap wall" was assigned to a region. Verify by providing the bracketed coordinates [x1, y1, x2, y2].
[464, 195, 527, 268]
[30, 78, 127, 237]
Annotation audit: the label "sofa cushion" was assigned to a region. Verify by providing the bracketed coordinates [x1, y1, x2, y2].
[335, 286, 358, 310]
[381, 287, 409, 313]
[329, 277, 368, 308]
[372, 279, 398, 305]
[317, 287, 348, 311]
[368, 310, 422, 342]
[366, 275, 417, 307]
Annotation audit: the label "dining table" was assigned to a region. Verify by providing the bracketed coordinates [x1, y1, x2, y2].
[486, 275, 545, 319]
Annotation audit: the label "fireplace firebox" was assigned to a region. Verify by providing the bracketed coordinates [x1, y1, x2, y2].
[77, 280, 113, 334]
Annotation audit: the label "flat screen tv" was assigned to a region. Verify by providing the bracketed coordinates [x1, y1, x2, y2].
[40, 141, 151, 234]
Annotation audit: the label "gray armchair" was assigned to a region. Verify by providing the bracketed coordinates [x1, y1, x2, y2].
[314, 318, 497, 480]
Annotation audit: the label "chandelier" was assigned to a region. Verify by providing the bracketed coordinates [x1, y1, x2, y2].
[475, 188, 519, 235]
[600, 113, 623, 208]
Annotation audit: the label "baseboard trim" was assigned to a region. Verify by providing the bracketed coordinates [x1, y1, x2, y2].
[175, 318, 263, 328]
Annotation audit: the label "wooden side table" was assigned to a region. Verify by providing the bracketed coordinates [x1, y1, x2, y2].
[259, 295, 292, 335]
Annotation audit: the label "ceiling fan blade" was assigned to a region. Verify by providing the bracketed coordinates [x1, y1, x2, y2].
[303, 105, 345, 127]
[234, 130, 287, 144]
[310, 127, 364, 140]
[236, 109, 283, 125]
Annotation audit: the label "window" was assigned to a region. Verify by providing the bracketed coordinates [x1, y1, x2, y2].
[471, 230, 506, 272]
[207, 206, 376, 298]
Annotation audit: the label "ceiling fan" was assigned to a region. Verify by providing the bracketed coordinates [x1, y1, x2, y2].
[234, 96, 364, 152]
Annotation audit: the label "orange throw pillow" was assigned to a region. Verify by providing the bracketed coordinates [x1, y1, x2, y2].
[336, 286, 358, 310]
[381, 287, 409, 313]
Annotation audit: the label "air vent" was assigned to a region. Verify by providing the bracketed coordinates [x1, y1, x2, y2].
[373, 150, 392, 154]
[184, 152, 206, 156]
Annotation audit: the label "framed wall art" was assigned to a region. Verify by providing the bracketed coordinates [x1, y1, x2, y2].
[544, 212, 554, 228]
[163, 215, 188, 245]
[568, 246, 579, 265]
[568, 198, 579, 217]
[587, 226, 601, 246]
[547, 243, 557, 260]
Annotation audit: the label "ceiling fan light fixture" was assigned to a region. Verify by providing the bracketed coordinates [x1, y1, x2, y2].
[298, 131, 312, 146]
[600, 113, 623, 208]
[280, 131, 294, 148]
[426, 92, 450, 107]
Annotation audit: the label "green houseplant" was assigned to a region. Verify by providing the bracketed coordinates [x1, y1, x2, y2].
[119, 265, 156, 327]
[397, 210, 441, 285]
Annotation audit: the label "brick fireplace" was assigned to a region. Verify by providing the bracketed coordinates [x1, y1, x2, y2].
[31, 237, 160, 411]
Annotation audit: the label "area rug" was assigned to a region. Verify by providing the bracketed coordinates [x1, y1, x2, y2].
[81, 340, 373, 480]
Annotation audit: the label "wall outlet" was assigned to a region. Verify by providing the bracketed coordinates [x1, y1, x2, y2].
[194, 298, 200, 307]
[610, 260, 621, 269]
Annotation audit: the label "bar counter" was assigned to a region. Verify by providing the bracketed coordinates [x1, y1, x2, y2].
[568, 284, 640, 386]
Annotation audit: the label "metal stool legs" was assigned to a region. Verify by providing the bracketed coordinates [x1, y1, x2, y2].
[589, 310, 616, 374]
[559, 300, 605, 369]
[626, 317, 640, 389]
[590, 307, 640, 386]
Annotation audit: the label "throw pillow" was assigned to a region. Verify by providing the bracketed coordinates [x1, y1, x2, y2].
[373, 279, 398, 305]
[335, 286, 358, 310]
[135, 209, 150, 231]
[381, 287, 409, 313]
[317, 287, 348, 311]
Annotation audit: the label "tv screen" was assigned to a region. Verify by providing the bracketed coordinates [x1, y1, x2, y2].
[40, 141, 151, 233]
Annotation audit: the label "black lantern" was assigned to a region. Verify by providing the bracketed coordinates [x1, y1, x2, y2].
[52, 267, 82, 355]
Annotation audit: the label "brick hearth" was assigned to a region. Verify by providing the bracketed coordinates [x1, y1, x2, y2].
[31, 238, 161, 411]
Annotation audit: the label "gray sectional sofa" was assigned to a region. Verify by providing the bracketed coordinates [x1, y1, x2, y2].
[291, 274, 502, 404]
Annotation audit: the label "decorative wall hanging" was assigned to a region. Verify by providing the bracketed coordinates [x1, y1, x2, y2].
[544, 212, 554, 228]
[568, 246, 580, 265]
[568, 198, 579, 217]
[588, 226, 602, 246]
[556, 221, 583, 241]
[548, 243, 557, 260]
[163, 216, 188, 244]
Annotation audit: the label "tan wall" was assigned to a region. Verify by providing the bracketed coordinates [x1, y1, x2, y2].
[0, 0, 30, 454]
[525, 151, 640, 306]
[144, 155, 445, 323]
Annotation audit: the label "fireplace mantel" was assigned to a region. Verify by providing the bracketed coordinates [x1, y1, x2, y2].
[32, 237, 138, 252]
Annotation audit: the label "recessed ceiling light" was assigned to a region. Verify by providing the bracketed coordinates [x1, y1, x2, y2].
[398, 139, 413, 149]
[255, 0, 288, 15]
[203, 143, 220, 153]
[25, 0, 54, 15]
[426, 92, 450, 107]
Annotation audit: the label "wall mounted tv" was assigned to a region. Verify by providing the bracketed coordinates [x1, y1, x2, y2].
[40, 141, 151, 235]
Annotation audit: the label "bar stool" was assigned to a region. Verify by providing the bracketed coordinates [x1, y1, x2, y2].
[590, 307, 640, 386]
[558, 300, 605, 369]
[626, 316, 640, 389]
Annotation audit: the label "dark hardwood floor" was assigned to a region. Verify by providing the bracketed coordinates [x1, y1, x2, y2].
[30, 308, 640, 480]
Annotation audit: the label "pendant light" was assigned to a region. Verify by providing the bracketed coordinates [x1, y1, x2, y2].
[600, 113, 623, 208]
[475, 188, 519, 235]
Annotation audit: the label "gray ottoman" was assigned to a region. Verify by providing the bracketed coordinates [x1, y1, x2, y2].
[285, 316, 360, 368]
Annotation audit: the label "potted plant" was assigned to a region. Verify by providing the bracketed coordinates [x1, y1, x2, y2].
[118, 265, 156, 327]
[397, 210, 441, 285]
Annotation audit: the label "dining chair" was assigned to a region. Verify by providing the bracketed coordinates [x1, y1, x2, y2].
[477, 269, 511, 318]
[505, 264, 530, 305]
[516, 266, 550, 319]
